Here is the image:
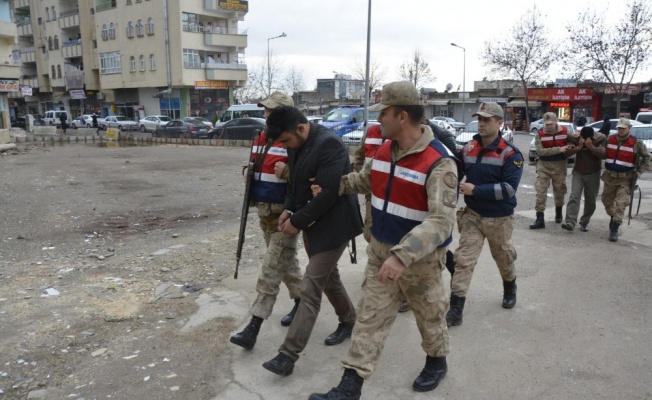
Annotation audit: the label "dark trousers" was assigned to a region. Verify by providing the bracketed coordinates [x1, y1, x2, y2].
[565, 170, 601, 227]
[280, 239, 355, 361]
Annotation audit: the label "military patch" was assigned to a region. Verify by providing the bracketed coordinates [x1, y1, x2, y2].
[443, 171, 457, 188]
[513, 160, 523, 168]
[443, 189, 457, 208]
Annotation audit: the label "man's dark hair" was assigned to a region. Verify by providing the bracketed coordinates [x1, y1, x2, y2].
[580, 126, 595, 139]
[266, 106, 308, 141]
[393, 105, 425, 125]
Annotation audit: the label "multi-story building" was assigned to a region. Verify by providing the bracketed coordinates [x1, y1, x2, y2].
[10, 0, 248, 121]
[1, 0, 21, 131]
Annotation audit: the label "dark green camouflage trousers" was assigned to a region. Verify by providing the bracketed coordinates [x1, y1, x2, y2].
[342, 238, 449, 379]
[249, 205, 302, 319]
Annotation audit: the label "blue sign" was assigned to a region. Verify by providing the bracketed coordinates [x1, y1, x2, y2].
[644, 92, 652, 103]
[160, 98, 180, 109]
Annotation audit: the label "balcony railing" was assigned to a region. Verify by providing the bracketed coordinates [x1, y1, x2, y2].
[96, 0, 117, 12]
[59, 9, 80, 18]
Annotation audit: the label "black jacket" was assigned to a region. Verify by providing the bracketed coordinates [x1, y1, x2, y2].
[285, 123, 363, 255]
[427, 121, 457, 154]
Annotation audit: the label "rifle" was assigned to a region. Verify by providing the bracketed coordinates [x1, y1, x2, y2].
[235, 130, 261, 279]
[348, 238, 357, 264]
[627, 153, 642, 226]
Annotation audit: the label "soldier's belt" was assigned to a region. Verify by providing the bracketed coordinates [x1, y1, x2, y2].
[609, 171, 634, 178]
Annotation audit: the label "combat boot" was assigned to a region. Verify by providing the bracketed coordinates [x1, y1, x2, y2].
[281, 298, 300, 326]
[229, 316, 262, 350]
[555, 206, 563, 223]
[413, 355, 447, 392]
[502, 279, 517, 309]
[309, 368, 364, 400]
[446, 294, 465, 326]
[609, 223, 620, 242]
[529, 212, 545, 229]
[609, 216, 614, 229]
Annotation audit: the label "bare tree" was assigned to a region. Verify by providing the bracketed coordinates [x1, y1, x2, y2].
[244, 50, 285, 100]
[564, 0, 652, 116]
[397, 49, 435, 89]
[351, 58, 387, 95]
[481, 5, 554, 128]
[283, 66, 306, 106]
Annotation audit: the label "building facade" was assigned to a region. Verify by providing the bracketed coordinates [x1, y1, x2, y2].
[10, 0, 248, 121]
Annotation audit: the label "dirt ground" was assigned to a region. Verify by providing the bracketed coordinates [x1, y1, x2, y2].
[0, 142, 262, 399]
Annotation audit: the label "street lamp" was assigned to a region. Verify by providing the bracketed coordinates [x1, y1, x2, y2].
[267, 32, 287, 96]
[451, 43, 466, 124]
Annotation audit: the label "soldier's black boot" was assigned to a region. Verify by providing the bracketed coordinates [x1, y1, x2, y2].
[309, 368, 364, 400]
[229, 316, 262, 350]
[281, 298, 300, 326]
[413, 355, 447, 392]
[445, 250, 455, 276]
[502, 279, 517, 309]
[446, 294, 465, 326]
[609, 216, 614, 229]
[529, 212, 545, 229]
[555, 206, 563, 223]
[609, 223, 620, 242]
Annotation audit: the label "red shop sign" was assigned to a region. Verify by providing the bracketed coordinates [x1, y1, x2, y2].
[527, 88, 594, 102]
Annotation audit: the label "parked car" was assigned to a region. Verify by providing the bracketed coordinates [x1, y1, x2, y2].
[320, 107, 379, 136]
[528, 121, 577, 163]
[307, 116, 323, 124]
[209, 117, 266, 140]
[153, 119, 210, 138]
[139, 115, 172, 132]
[182, 116, 213, 128]
[216, 104, 265, 128]
[629, 125, 652, 155]
[42, 110, 72, 126]
[585, 118, 643, 135]
[11, 114, 44, 129]
[529, 119, 544, 134]
[101, 115, 139, 131]
[635, 111, 652, 125]
[455, 121, 514, 152]
[341, 121, 380, 146]
[431, 116, 466, 132]
[70, 114, 97, 129]
[429, 119, 456, 135]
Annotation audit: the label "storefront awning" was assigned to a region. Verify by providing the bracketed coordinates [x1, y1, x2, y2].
[426, 99, 450, 106]
[506, 100, 541, 108]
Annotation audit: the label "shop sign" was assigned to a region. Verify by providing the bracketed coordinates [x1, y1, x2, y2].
[0, 80, 19, 92]
[527, 88, 594, 102]
[195, 80, 228, 89]
[218, 0, 248, 12]
[644, 93, 652, 103]
[21, 87, 32, 96]
[478, 97, 507, 103]
[69, 89, 86, 99]
[604, 84, 640, 95]
[550, 102, 570, 107]
[555, 79, 577, 87]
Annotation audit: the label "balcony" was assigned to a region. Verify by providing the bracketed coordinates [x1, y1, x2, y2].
[20, 47, 36, 63]
[16, 21, 32, 37]
[96, 0, 117, 12]
[22, 77, 39, 88]
[204, 31, 247, 48]
[0, 64, 21, 80]
[61, 42, 82, 58]
[204, 62, 247, 81]
[14, 0, 30, 10]
[59, 10, 80, 29]
[0, 21, 18, 39]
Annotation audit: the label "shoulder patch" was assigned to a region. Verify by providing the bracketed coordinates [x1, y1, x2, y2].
[443, 171, 458, 188]
[513, 160, 523, 168]
[443, 190, 457, 208]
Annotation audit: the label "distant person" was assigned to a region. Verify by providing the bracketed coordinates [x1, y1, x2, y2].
[575, 112, 587, 127]
[601, 118, 650, 242]
[561, 126, 606, 232]
[59, 109, 68, 134]
[598, 116, 611, 135]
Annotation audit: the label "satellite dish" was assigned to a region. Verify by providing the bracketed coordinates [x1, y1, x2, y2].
[445, 83, 453, 92]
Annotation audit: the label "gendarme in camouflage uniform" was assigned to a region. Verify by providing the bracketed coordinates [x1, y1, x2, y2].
[530, 112, 572, 229]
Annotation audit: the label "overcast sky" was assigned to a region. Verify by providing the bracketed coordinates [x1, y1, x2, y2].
[241, 0, 652, 93]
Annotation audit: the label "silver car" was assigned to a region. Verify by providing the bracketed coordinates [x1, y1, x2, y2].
[629, 125, 652, 155]
[455, 121, 514, 152]
[528, 121, 577, 162]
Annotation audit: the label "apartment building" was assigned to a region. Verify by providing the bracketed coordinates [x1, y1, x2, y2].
[1, 0, 21, 130]
[10, 0, 248, 121]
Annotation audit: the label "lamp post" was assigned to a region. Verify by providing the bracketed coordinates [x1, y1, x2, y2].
[267, 32, 287, 96]
[332, 70, 342, 105]
[451, 42, 466, 124]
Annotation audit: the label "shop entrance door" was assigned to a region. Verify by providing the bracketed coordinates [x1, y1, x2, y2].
[550, 102, 571, 122]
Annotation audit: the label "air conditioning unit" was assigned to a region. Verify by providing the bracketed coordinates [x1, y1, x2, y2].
[96, 92, 104, 100]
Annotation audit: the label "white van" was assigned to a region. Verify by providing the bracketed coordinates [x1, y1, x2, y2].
[635, 111, 652, 125]
[42, 110, 72, 126]
[216, 104, 264, 128]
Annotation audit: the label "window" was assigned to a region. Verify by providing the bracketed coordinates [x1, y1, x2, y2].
[126, 0, 132, 4]
[149, 54, 156, 69]
[109, 23, 116, 39]
[147, 18, 154, 35]
[137, 19, 144, 36]
[57, 65, 62, 79]
[182, 12, 197, 31]
[130, 56, 136, 71]
[100, 51, 121, 74]
[51, 6, 56, 20]
[139, 55, 145, 71]
[48, 36, 53, 50]
[183, 49, 201, 68]
[45, 7, 50, 22]
[101, 24, 108, 40]
[51, 65, 55, 77]
[54, 35, 59, 50]
[127, 22, 134, 38]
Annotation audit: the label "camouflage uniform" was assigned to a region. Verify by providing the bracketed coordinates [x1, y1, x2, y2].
[534, 131, 570, 211]
[601, 139, 650, 224]
[249, 202, 302, 319]
[339, 126, 457, 378]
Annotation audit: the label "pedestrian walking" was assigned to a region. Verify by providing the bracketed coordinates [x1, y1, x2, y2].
[310, 81, 457, 399]
[529, 112, 571, 229]
[561, 126, 606, 232]
[601, 118, 650, 242]
[447, 102, 524, 327]
[261, 106, 363, 377]
[59, 109, 68, 134]
[229, 92, 303, 351]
